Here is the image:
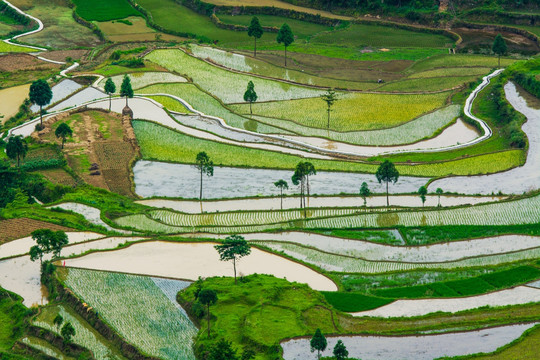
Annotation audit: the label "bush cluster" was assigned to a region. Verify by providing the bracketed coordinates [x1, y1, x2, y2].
[491, 79, 527, 148]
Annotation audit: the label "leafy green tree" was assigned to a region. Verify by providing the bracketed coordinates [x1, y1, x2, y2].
[243, 81, 258, 115]
[55, 122, 73, 149]
[53, 314, 63, 331]
[241, 347, 256, 360]
[198, 289, 218, 337]
[194, 151, 214, 200]
[104, 78, 116, 111]
[6, 135, 28, 167]
[310, 328, 327, 359]
[50, 231, 69, 258]
[359, 181, 371, 208]
[333, 340, 348, 360]
[375, 160, 399, 207]
[29, 245, 44, 265]
[320, 88, 338, 129]
[276, 23, 294, 67]
[120, 74, 134, 106]
[209, 338, 238, 360]
[492, 34, 507, 67]
[61, 322, 75, 343]
[247, 16, 263, 57]
[292, 162, 316, 216]
[418, 186, 427, 207]
[214, 235, 251, 284]
[274, 179, 288, 210]
[436, 187, 443, 207]
[29, 79, 52, 126]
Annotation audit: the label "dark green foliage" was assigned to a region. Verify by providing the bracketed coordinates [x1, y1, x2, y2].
[492, 34, 507, 67]
[29, 79, 52, 126]
[214, 235, 251, 283]
[29, 229, 69, 263]
[6, 136, 28, 167]
[274, 179, 288, 210]
[418, 185, 427, 206]
[310, 328, 327, 359]
[321, 291, 394, 312]
[61, 322, 76, 343]
[109, 46, 147, 60]
[247, 16, 263, 57]
[120, 75, 134, 106]
[53, 314, 64, 329]
[320, 88, 338, 129]
[375, 160, 399, 207]
[0, 1, 31, 25]
[104, 78, 116, 111]
[276, 23, 294, 66]
[513, 70, 540, 101]
[199, 288, 218, 337]
[333, 340, 348, 360]
[71, 0, 141, 21]
[194, 151, 214, 200]
[374, 266, 540, 299]
[243, 81, 258, 114]
[292, 161, 316, 213]
[208, 338, 239, 360]
[359, 182, 371, 207]
[55, 123, 73, 149]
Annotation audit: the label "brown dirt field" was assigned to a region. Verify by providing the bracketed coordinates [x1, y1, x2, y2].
[44, 50, 88, 62]
[98, 17, 186, 43]
[0, 54, 59, 72]
[35, 109, 140, 197]
[0, 218, 72, 244]
[37, 168, 77, 187]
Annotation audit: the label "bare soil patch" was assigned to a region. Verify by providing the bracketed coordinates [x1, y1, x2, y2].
[0, 218, 72, 244]
[98, 16, 185, 43]
[0, 54, 59, 72]
[37, 168, 77, 187]
[0, 84, 30, 124]
[455, 27, 540, 53]
[34, 110, 140, 197]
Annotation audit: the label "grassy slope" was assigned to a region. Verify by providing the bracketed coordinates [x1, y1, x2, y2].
[71, 0, 140, 21]
[0, 288, 29, 355]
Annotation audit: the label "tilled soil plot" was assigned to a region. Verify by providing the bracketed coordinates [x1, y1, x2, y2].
[0, 218, 72, 244]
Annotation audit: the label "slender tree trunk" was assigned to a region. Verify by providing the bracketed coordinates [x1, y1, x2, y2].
[233, 257, 237, 284]
[438, 195, 441, 207]
[125, 96, 128, 107]
[327, 107, 330, 129]
[200, 169, 203, 200]
[207, 304, 211, 337]
[62, 137, 65, 149]
[109, 94, 112, 111]
[40, 105, 43, 126]
[254, 37, 257, 57]
[386, 181, 389, 207]
[17, 154, 20, 167]
[498, 54, 501, 68]
[306, 175, 310, 207]
[280, 189, 283, 210]
[250, 101, 252, 114]
[284, 46, 287, 67]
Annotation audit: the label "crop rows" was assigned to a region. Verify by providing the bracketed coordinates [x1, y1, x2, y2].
[258, 241, 540, 274]
[33, 305, 125, 360]
[138, 83, 289, 134]
[376, 75, 479, 92]
[408, 54, 516, 73]
[254, 105, 461, 145]
[63, 268, 197, 360]
[98, 72, 187, 91]
[145, 49, 325, 103]
[149, 208, 358, 227]
[230, 91, 451, 131]
[188, 45, 373, 90]
[408, 67, 492, 79]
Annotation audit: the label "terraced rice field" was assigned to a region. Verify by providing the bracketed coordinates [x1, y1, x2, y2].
[145, 49, 325, 103]
[61, 268, 198, 360]
[97, 72, 187, 91]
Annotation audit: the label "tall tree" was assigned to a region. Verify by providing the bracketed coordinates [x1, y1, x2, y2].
[375, 160, 399, 207]
[247, 16, 263, 57]
[274, 179, 288, 210]
[359, 181, 371, 208]
[418, 185, 427, 207]
[194, 152, 214, 200]
[29, 79, 52, 126]
[333, 340, 348, 360]
[292, 162, 315, 215]
[310, 328, 327, 360]
[104, 78, 116, 111]
[436, 187, 443, 207]
[53, 314, 63, 331]
[29, 229, 68, 264]
[214, 235, 251, 284]
[61, 322, 75, 343]
[29, 245, 44, 265]
[120, 74, 134, 106]
[492, 34, 507, 68]
[320, 88, 338, 129]
[50, 231, 69, 258]
[276, 23, 294, 67]
[6, 135, 28, 167]
[243, 81, 258, 115]
[198, 289, 218, 337]
[54, 122, 73, 149]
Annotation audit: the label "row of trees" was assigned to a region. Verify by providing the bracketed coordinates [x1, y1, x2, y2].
[248, 16, 294, 66]
[311, 328, 348, 360]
